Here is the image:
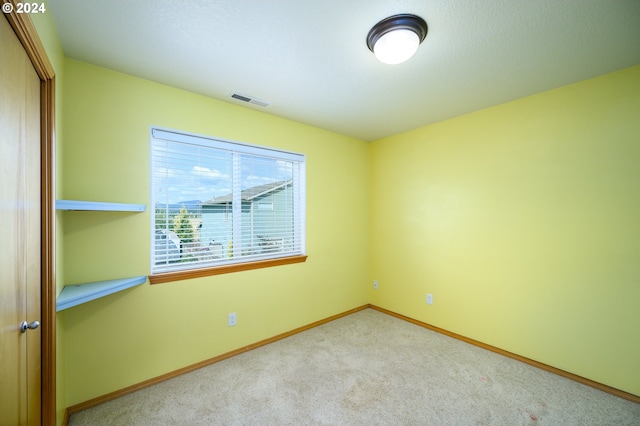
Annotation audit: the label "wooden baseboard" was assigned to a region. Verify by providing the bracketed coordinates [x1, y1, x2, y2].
[64, 302, 638, 421]
[368, 304, 640, 405]
[61, 408, 69, 426]
[66, 304, 369, 417]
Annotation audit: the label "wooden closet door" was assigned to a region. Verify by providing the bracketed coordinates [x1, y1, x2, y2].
[0, 13, 42, 425]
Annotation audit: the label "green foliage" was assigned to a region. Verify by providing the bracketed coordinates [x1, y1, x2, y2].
[173, 205, 194, 244]
[180, 254, 197, 263]
[155, 208, 171, 229]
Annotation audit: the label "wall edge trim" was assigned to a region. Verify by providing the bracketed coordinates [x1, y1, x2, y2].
[65, 304, 369, 416]
[369, 304, 640, 404]
[65, 303, 638, 422]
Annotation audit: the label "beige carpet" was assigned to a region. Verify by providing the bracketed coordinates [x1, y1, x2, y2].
[69, 309, 640, 425]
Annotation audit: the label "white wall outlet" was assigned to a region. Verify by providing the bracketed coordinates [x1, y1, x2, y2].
[426, 294, 433, 305]
[228, 312, 237, 326]
[373, 280, 379, 290]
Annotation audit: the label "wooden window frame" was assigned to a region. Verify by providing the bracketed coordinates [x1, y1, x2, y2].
[150, 128, 307, 284]
[149, 254, 307, 284]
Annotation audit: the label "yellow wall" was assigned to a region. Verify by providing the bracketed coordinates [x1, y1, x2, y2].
[61, 59, 370, 405]
[370, 65, 640, 396]
[34, 10, 639, 411]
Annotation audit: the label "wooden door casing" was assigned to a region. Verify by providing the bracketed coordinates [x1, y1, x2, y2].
[1, 4, 56, 423]
[0, 12, 42, 425]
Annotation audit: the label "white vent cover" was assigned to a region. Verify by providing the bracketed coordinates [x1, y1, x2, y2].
[229, 92, 270, 108]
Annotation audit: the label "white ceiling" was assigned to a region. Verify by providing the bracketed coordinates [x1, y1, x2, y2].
[48, 0, 640, 141]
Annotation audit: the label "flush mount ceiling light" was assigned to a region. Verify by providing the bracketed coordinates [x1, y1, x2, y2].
[366, 14, 428, 65]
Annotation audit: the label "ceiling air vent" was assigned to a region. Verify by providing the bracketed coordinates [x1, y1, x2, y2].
[230, 92, 270, 108]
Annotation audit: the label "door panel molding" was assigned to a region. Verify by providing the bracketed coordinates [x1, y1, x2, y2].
[4, 3, 56, 425]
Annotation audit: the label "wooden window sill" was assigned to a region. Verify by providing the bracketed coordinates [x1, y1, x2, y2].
[149, 255, 308, 284]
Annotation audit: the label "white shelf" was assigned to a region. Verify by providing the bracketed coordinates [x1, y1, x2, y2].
[56, 276, 147, 311]
[56, 200, 146, 212]
[56, 200, 147, 311]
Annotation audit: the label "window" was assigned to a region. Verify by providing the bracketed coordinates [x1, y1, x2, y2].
[150, 127, 306, 282]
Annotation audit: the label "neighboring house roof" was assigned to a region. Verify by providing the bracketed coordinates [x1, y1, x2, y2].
[203, 180, 292, 205]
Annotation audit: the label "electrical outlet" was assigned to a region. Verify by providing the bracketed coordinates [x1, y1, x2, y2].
[228, 312, 237, 326]
[373, 280, 378, 290]
[426, 294, 433, 305]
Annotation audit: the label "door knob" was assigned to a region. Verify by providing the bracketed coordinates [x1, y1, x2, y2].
[20, 320, 40, 333]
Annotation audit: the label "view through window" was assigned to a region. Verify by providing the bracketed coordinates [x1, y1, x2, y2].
[150, 128, 306, 275]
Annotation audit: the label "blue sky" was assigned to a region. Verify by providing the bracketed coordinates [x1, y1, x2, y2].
[152, 141, 294, 205]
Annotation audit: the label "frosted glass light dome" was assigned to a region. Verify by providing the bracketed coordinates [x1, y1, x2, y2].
[373, 29, 421, 64]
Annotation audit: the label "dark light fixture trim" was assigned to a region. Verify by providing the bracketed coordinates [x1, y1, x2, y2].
[366, 14, 428, 64]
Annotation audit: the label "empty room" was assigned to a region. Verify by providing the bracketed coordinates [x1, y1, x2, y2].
[1, 0, 639, 424]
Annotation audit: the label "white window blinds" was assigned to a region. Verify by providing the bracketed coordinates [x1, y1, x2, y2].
[151, 128, 305, 274]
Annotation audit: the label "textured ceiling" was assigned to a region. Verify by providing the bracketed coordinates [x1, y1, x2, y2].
[48, 0, 640, 141]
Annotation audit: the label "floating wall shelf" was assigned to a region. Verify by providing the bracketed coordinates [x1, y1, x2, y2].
[56, 276, 147, 311]
[56, 200, 146, 212]
[56, 200, 147, 310]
